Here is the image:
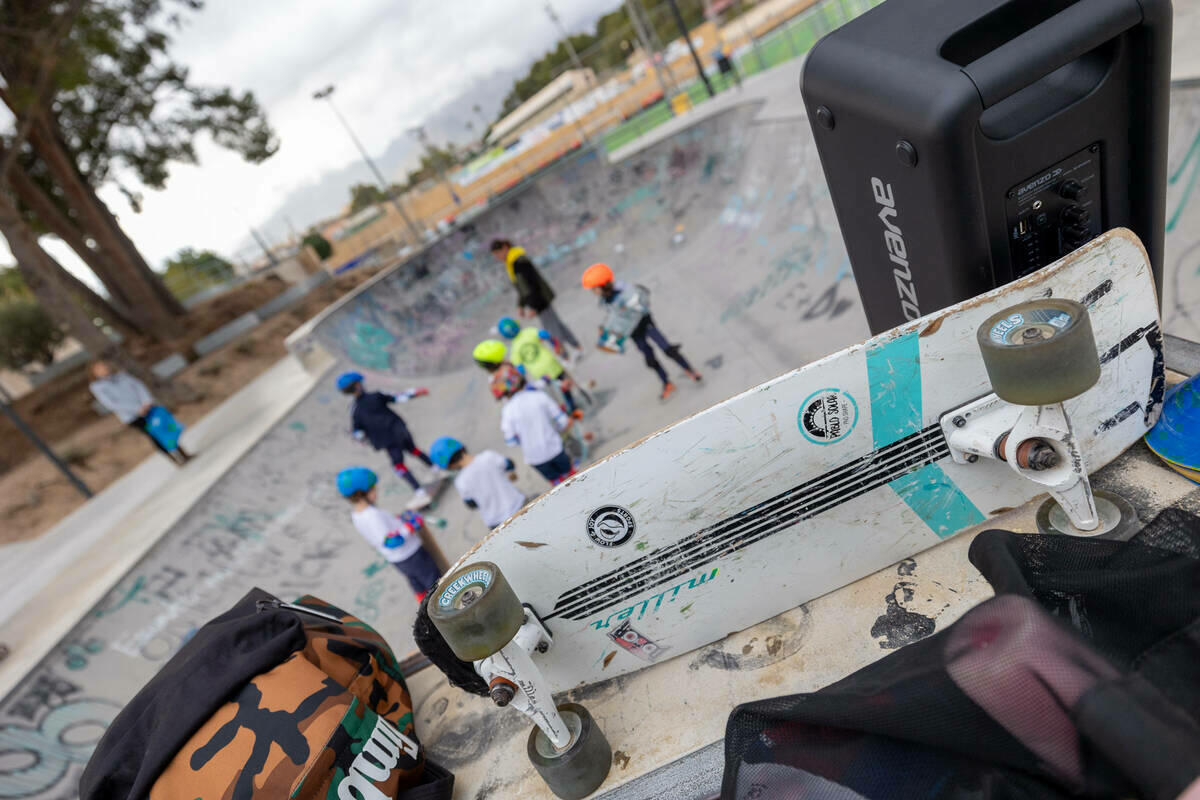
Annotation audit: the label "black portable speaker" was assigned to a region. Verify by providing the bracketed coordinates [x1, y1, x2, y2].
[801, 0, 1171, 334]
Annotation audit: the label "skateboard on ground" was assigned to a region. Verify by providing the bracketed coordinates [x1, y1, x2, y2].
[405, 475, 449, 511]
[427, 229, 1163, 798]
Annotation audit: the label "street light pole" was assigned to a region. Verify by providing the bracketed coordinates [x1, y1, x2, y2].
[545, 3, 590, 81]
[626, 0, 676, 104]
[545, 2, 594, 145]
[313, 85, 423, 242]
[666, 0, 714, 97]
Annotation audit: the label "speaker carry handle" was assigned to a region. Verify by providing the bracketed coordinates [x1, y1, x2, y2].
[960, 0, 1142, 109]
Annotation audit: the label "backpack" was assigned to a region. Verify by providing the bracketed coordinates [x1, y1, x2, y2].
[722, 509, 1200, 800]
[80, 588, 453, 800]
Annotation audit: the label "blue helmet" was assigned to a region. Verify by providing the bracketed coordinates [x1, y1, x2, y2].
[497, 316, 520, 339]
[336, 371, 364, 392]
[430, 436, 466, 469]
[336, 466, 377, 497]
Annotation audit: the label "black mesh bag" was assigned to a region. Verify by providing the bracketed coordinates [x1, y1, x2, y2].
[722, 508, 1200, 800]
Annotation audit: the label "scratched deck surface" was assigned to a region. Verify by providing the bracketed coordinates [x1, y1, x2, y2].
[452, 230, 1161, 692]
[411, 446, 1200, 800]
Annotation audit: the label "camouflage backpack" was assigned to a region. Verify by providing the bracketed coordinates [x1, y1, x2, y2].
[80, 588, 452, 800]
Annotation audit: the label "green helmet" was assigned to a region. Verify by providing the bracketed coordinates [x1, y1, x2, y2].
[473, 339, 507, 368]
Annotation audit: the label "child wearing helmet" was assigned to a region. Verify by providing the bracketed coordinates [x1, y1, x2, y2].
[430, 436, 526, 530]
[488, 365, 576, 486]
[494, 317, 583, 417]
[336, 467, 442, 599]
[581, 263, 703, 401]
[490, 238, 584, 361]
[336, 371, 440, 507]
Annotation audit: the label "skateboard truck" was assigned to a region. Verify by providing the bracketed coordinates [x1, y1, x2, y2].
[430, 562, 611, 798]
[475, 607, 575, 749]
[942, 394, 1101, 531]
[941, 298, 1136, 538]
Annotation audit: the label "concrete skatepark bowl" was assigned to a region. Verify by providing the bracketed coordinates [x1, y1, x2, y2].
[3, 82, 1200, 799]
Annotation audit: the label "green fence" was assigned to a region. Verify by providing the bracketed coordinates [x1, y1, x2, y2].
[602, 0, 885, 154]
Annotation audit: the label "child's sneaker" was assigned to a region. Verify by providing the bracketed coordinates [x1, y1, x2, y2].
[408, 487, 432, 509]
[660, 382, 677, 401]
[571, 409, 585, 420]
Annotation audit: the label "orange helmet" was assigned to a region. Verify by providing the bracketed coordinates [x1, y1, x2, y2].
[582, 263, 614, 289]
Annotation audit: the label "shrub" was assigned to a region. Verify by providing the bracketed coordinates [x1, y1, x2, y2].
[0, 300, 65, 370]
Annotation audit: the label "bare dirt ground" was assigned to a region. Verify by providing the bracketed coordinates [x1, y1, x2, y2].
[0, 266, 381, 544]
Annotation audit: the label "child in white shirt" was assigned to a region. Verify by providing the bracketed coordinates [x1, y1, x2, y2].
[491, 364, 575, 485]
[430, 436, 526, 530]
[336, 467, 441, 598]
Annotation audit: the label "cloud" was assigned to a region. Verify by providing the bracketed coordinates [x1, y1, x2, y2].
[6, 0, 622, 284]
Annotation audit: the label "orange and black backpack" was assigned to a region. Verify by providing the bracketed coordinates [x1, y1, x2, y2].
[80, 588, 452, 799]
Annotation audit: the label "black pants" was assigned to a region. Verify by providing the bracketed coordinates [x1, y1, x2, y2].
[393, 548, 442, 596]
[533, 450, 574, 485]
[632, 315, 694, 387]
[387, 438, 433, 490]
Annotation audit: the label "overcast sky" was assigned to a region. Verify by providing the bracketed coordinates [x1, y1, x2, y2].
[4, 0, 623, 282]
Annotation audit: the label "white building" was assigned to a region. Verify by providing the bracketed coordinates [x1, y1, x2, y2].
[487, 68, 596, 146]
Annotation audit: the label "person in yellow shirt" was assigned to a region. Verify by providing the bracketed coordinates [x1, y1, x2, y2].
[489, 238, 583, 362]
[478, 324, 583, 417]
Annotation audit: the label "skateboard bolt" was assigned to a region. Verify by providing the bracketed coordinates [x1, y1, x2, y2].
[489, 679, 516, 707]
[952, 416, 966, 428]
[536, 641, 549, 654]
[1028, 444, 1059, 470]
[966, 454, 979, 463]
[1022, 328, 1045, 341]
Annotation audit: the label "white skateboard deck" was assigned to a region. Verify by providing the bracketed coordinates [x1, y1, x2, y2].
[450, 229, 1163, 692]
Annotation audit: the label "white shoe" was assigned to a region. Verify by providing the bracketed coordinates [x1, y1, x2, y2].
[410, 488, 432, 507]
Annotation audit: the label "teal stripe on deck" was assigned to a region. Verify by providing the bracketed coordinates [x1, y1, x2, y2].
[866, 332, 985, 538]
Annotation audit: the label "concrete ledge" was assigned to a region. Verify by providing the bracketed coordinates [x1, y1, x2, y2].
[151, 353, 189, 379]
[192, 312, 261, 356]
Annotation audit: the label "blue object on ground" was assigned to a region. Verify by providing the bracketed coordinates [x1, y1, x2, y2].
[145, 406, 184, 452]
[1145, 374, 1200, 475]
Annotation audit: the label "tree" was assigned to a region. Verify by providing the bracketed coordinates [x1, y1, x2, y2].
[161, 248, 236, 301]
[0, 188, 192, 403]
[0, 0, 278, 340]
[0, 266, 29, 301]
[348, 183, 388, 214]
[302, 232, 333, 261]
[404, 144, 459, 189]
[0, 300, 65, 370]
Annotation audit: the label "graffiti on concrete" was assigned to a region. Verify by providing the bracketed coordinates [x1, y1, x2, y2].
[303, 102, 847, 379]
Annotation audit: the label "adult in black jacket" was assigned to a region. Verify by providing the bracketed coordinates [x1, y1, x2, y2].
[490, 238, 582, 358]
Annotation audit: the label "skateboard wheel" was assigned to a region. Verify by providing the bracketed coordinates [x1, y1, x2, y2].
[528, 702, 611, 800]
[428, 562, 524, 662]
[977, 298, 1100, 405]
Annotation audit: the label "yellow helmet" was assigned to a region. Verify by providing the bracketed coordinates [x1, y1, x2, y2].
[473, 339, 507, 366]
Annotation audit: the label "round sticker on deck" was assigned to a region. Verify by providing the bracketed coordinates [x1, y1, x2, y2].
[799, 388, 858, 445]
[587, 505, 636, 547]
